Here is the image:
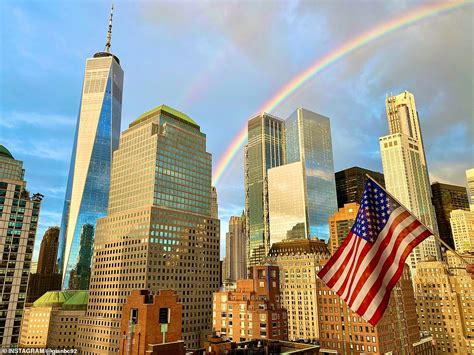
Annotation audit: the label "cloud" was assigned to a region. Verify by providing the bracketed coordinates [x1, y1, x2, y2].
[0, 111, 75, 129]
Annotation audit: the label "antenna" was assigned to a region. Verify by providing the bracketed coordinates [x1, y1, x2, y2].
[105, 4, 114, 53]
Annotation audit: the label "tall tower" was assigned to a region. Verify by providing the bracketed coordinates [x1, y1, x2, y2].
[223, 215, 247, 282]
[76, 105, 220, 352]
[244, 113, 285, 268]
[0, 145, 43, 347]
[380, 91, 439, 273]
[285, 108, 337, 241]
[57, 6, 123, 289]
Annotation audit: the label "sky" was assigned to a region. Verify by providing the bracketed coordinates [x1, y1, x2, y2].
[0, 0, 472, 261]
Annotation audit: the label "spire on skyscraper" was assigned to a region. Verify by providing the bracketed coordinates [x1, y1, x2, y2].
[104, 4, 113, 53]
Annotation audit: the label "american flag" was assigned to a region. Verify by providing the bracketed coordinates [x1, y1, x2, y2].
[317, 177, 432, 326]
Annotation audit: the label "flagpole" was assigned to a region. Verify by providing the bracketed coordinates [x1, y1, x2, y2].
[365, 174, 470, 265]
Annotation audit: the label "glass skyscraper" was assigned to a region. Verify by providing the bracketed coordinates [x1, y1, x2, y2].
[57, 8, 123, 289]
[244, 113, 285, 267]
[285, 108, 337, 241]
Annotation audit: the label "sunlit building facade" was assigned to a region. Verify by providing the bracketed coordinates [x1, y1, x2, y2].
[0, 145, 42, 347]
[76, 105, 220, 353]
[57, 12, 123, 289]
[268, 162, 308, 243]
[328, 202, 358, 254]
[223, 214, 247, 282]
[466, 168, 474, 211]
[380, 91, 439, 274]
[449, 209, 474, 253]
[245, 113, 285, 267]
[285, 108, 337, 241]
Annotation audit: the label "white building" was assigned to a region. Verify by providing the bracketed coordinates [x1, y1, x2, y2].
[380, 91, 439, 274]
[450, 209, 474, 252]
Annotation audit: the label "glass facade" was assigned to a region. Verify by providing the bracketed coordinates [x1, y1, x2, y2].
[285, 108, 337, 241]
[58, 54, 123, 289]
[268, 162, 308, 244]
[245, 113, 285, 267]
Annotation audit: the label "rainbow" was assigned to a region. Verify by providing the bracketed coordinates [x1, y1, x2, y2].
[212, 0, 470, 187]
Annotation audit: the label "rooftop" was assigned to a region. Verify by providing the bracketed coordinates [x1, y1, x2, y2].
[129, 104, 199, 129]
[0, 145, 14, 159]
[32, 290, 88, 309]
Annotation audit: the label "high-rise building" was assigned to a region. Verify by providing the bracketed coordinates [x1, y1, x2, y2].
[285, 108, 337, 241]
[268, 162, 308, 243]
[119, 289, 183, 354]
[57, 7, 124, 289]
[380, 91, 439, 274]
[414, 260, 474, 354]
[328, 202, 358, 254]
[19, 290, 88, 349]
[335, 167, 385, 208]
[0, 145, 43, 347]
[449, 209, 474, 253]
[211, 186, 218, 219]
[267, 239, 330, 342]
[317, 261, 423, 354]
[76, 105, 220, 352]
[431, 182, 469, 249]
[223, 215, 246, 282]
[466, 168, 474, 211]
[26, 227, 62, 303]
[212, 265, 288, 342]
[245, 113, 285, 267]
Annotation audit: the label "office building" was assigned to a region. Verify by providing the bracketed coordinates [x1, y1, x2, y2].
[20, 291, 88, 349]
[268, 162, 308, 243]
[26, 227, 62, 303]
[119, 289, 182, 354]
[449, 209, 474, 253]
[414, 260, 473, 354]
[380, 91, 439, 274]
[57, 7, 124, 289]
[211, 186, 218, 219]
[0, 145, 42, 347]
[328, 202, 358, 254]
[317, 261, 422, 354]
[466, 168, 474, 211]
[76, 105, 220, 352]
[212, 265, 288, 342]
[267, 239, 330, 342]
[19, 290, 88, 349]
[223, 214, 246, 282]
[245, 113, 285, 267]
[335, 167, 385, 208]
[431, 182, 469, 249]
[285, 108, 337, 241]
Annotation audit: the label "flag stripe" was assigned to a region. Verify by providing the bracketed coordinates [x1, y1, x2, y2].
[355, 222, 425, 317]
[346, 208, 413, 307]
[318, 230, 356, 280]
[332, 236, 364, 295]
[325, 235, 359, 289]
[366, 229, 432, 325]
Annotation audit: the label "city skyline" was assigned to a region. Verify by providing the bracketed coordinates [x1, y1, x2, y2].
[0, 1, 472, 260]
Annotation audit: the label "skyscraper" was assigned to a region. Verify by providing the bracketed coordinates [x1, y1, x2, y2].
[76, 105, 220, 352]
[466, 168, 474, 211]
[449, 209, 474, 253]
[245, 113, 285, 267]
[57, 6, 123, 289]
[328, 202, 358, 254]
[431, 182, 469, 249]
[268, 162, 308, 242]
[380, 91, 439, 273]
[335, 167, 385, 208]
[267, 239, 329, 342]
[285, 108, 337, 241]
[223, 214, 246, 282]
[26, 227, 62, 303]
[0, 145, 42, 347]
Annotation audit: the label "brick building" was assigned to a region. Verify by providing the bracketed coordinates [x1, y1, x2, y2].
[213, 265, 288, 342]
[119, 289, 182, 355]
